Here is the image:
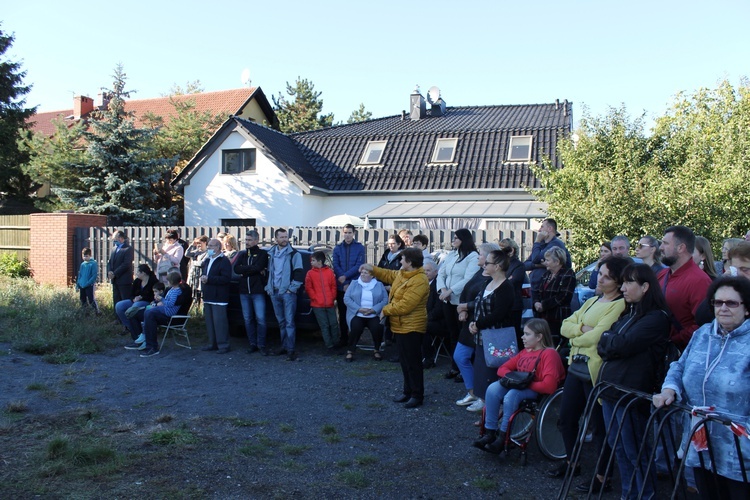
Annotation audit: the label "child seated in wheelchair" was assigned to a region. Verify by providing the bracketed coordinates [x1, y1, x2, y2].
[473, 318, 565, 453]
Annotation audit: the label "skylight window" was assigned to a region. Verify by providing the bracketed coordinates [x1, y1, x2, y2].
[508, 136, 533, 162]
[431, 138, 458, 163]
[360, 140, 387, 165]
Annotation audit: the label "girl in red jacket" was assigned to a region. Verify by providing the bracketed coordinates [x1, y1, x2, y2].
[473, 318, 565, 453]
[305, 251, 341, 352]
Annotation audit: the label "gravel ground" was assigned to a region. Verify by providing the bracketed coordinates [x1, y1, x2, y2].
[0, 329, 610, 499]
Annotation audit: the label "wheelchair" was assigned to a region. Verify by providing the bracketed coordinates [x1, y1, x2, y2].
[480, 387, 566, 465]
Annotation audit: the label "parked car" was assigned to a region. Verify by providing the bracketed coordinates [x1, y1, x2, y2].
[227, 245, 333, 335]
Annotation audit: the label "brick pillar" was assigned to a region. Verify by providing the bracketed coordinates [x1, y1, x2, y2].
[29, 213, 107, 287]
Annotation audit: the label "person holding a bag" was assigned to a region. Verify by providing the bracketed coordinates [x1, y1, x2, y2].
[549, 256, 630, 493]
[464, 248, 516, 414]
[473, 318, 564, 453]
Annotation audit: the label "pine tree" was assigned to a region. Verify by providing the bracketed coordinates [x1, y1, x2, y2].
[0, 25, 36, 199]
[273, 77, 334, 133]
[347, 103, 372, 124]
[59, 64, 176, 225]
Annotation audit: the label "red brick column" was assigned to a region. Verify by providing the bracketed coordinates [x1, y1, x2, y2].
[29, 213, 107, 287]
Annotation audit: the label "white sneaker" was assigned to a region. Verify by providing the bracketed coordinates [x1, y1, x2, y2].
[466, 399, 485, 412]
[134, 333, 145, 344]
[456, 393, 477, 406]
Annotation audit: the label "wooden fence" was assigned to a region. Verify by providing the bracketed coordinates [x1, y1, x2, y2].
[76, 226, 566, 283]
[0, 215, 30, 261]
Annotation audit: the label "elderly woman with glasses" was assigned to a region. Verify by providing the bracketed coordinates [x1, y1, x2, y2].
[654, 276, 750, 499]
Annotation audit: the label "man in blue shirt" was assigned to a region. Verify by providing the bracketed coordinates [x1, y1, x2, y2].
[333, 224, 365, 347]
[139, 272, 184, 357]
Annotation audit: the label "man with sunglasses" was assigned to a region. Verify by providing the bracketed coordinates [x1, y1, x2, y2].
[657, 225, 712, 350]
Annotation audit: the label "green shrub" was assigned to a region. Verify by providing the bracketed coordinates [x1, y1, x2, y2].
[0, 253, 32, 278]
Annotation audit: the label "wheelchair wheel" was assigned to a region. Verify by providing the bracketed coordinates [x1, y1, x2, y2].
[508, 409, 534, 442]
[535, 387, 566, 460]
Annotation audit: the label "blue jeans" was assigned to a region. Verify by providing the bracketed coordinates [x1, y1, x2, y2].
[602, 400, 656, 500]
[270, 292, 296, 351]
[143, 308, 171, 350]
[484, 380, 538, 433]
[240, 293, 267, 348]
[115, 299, 149, 339]
[453, 342, 474, 391]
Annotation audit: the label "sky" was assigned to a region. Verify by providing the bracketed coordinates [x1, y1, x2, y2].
[4, 1, 750, 130]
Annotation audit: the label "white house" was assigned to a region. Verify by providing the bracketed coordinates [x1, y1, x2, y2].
[173, 89, 572, 231]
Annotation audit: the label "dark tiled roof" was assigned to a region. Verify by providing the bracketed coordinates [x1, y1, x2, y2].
[235, 118, 326, 188]
[176, 102, 572, 193]
[290, 103, 571, 191]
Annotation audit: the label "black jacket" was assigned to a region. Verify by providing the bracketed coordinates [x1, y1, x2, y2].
[597, 306, 670, 401]
[201, 254, 232, 303]
[129, 274, 158, 303]
[234, 246, 269, 295]
[107, 242, 134, 286]
[426, 279, 447, 339]
[457, 269, 492, 347]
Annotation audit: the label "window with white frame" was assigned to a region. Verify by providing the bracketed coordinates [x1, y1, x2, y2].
[507, 136, 532, 162]
[359, 140, 387, 165]
[431, 138, 458, 163]
[222, 149, 256, 174]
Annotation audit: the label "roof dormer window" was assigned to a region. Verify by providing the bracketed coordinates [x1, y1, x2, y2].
[360, 140, 387, 165]
[431, 138, 458, 163]
[507, 136, 533, 162]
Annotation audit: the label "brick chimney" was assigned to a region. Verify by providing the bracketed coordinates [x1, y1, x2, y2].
[73, 95, 94, 119]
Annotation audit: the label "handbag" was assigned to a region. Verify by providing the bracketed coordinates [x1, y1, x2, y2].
[156, 257, 172, 276]
[567, 353, 591, 382]
[500, 351, 544, 389]
[124, 305, 146, 319]
[481, 326, 518, 368]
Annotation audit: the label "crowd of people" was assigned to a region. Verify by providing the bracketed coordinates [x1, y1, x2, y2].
[82, 222, 750, 499]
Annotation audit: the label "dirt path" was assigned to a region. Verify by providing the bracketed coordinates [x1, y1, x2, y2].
[1, 337, 590, 499]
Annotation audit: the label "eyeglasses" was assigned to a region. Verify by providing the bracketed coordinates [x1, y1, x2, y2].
[710, 299, 744, 309]
[636, 243, 653, 249]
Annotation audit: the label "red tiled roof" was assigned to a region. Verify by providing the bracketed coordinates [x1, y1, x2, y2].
[28, 88, 259, 137]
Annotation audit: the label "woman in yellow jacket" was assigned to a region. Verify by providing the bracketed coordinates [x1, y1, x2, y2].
[362, 248, 430, 408]
[548, 256, 629, 494]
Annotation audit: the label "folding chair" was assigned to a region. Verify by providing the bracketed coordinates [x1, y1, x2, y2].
[159, 283, 193, 350]
[159, 315, 192, 349]
[431, 334, 451, 364]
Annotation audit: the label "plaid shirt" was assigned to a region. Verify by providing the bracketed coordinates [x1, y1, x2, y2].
[533, 268, 576, 322]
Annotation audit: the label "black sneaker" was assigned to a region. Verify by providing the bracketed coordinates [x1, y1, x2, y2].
[247, 345, 259, 354]
[139, 347, 160, 358]
[260, 347, 270, 356]
[275, 348, 288, 356]
[124, 342, 143, 350]
[286, 351, 297, 361]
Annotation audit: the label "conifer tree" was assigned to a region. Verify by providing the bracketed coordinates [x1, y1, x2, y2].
[0, 26, 36, 198]
[59, 64, 176, 224]
[273, 77, 334, 133]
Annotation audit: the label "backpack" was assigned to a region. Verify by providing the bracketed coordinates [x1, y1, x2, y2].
[654, 340, 681, 390]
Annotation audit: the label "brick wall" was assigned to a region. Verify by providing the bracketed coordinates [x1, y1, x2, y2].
[29, 213, 107, 287]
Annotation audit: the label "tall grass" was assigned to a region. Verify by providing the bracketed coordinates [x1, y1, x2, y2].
[0, 276, 117, 363]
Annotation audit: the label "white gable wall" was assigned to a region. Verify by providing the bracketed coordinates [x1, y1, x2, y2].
[183, 131, 324, 226]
